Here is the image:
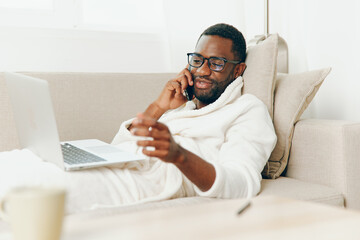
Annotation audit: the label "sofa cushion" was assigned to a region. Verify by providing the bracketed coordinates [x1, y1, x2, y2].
[260, 177, 344, 207]
[242, 34, 278, 119]
[263, 68, 331, 178]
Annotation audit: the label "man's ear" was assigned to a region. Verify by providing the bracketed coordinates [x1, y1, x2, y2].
[234, 63, 247, 79]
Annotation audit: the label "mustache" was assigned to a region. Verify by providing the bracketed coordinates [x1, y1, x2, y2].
[193, 76, 215, 83]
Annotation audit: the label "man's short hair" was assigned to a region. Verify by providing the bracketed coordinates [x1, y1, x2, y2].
[198, 23, 246, 63]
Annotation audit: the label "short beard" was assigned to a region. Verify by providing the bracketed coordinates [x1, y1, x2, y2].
[194, 81, 221, 105]
[194, 74, 235, 105]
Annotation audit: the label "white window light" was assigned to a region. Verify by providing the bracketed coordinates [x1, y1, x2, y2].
[80, 0, 165, 32]
[0, 0, 165, 33]
[0, 0, 53, 10]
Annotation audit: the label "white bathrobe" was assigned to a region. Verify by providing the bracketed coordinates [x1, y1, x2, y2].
[111, 77, 277, 200]
[0, 77, 276, 213]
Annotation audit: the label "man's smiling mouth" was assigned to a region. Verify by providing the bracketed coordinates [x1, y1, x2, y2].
[194, 78, 213, 89]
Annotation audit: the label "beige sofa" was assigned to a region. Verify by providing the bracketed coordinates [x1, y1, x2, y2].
[1, 72, 359, 215]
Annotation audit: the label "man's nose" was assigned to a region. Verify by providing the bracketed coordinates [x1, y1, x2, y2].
[196, 59, 211, 76]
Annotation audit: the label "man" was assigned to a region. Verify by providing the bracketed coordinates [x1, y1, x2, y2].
[0, 24, 276, 213]
[112, 23, 276, 200]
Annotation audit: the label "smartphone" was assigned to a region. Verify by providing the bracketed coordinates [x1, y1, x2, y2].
[184, 66, 194, 101]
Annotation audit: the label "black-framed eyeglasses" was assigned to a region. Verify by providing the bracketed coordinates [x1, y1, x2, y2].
[187, 53, 241, 72]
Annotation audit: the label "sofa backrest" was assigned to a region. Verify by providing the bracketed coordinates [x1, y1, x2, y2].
[0, 72, 175, 151]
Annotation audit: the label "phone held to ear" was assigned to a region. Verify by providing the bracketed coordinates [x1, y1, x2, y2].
[184, 66, 194, 101]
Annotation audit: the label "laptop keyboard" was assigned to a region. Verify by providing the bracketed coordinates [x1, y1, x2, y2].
[61, 143, 106, 165]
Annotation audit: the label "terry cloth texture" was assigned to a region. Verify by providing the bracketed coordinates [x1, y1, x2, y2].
[112, 77, 277, 200]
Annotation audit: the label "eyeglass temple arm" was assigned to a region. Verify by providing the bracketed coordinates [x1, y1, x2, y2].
[227, 59, 242, 64]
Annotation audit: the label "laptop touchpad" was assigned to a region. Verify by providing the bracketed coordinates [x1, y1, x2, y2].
[86, 145, 123, 154]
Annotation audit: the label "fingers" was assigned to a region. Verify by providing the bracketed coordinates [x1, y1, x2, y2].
[142, 149, 168, 158]
[156, 67, 192, 111]
[170, 75, 189, 93]
[131, 127, 170, 140]
[174, 67, 193, 90]
[137, 140, 170, 150]
[179, 74, 189, 92]
[131, 114, 167, 131]
[184, 66, 193, 86]
[168, 81, 183, 96]
[130, 114, 182, 162]
[137, 139, 174, 161]
[130, 113, 169, 140]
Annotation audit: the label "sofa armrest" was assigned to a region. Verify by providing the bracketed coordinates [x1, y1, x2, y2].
[286, 119, 360, 209]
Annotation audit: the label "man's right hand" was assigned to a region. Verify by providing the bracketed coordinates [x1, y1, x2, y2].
[154, 66, 193, 111]
[139, 67, 193, 121]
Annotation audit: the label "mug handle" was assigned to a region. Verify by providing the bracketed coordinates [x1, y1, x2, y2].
[0, 197, 9, 222]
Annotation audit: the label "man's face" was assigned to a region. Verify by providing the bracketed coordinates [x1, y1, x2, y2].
[190, 35, 243, 105]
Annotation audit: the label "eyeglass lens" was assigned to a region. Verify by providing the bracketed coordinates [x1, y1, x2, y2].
[188, 54, 225, 72]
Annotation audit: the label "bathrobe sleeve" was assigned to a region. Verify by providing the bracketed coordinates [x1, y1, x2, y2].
[111, 118, 136, 144]
[194, 96, 277, 198]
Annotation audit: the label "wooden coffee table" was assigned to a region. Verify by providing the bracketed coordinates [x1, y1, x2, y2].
[62, 196, 360, 240]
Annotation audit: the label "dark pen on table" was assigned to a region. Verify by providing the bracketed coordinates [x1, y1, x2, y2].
[236, 199, 251, 216]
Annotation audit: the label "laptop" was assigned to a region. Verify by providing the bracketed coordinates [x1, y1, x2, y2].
[5, 72, 145, 171]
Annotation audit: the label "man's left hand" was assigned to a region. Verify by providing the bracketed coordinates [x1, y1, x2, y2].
[130, 113, 185, 164]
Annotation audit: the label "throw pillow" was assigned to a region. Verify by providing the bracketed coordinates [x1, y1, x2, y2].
[262, 68, 332, 179]
[242, 34, 279, 119]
